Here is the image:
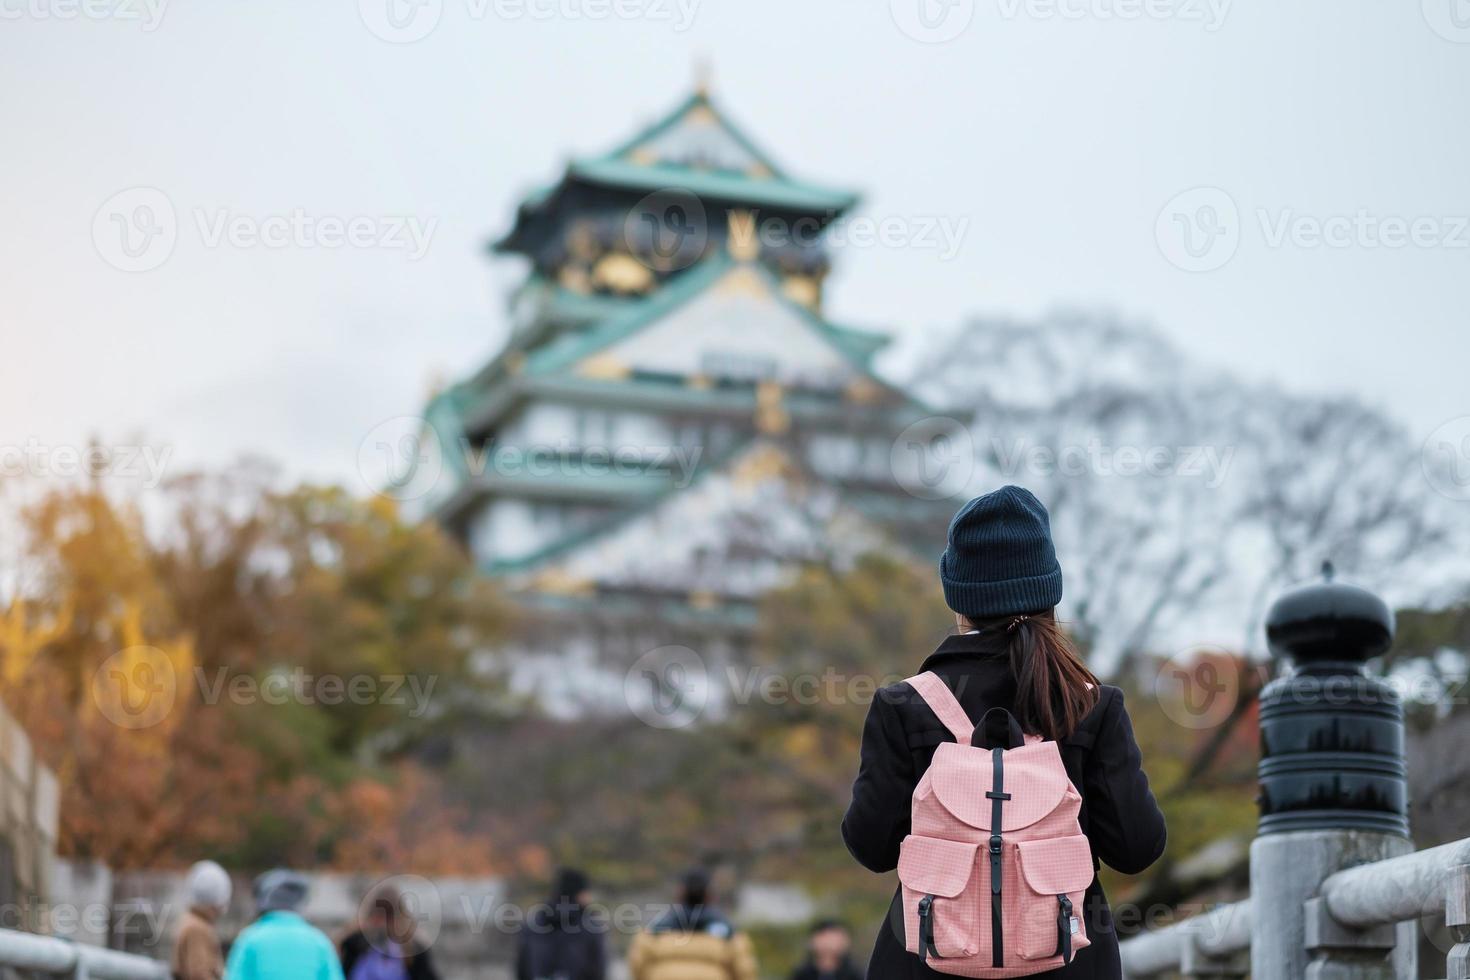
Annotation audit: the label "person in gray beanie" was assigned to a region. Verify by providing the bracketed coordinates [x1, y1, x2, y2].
[173, 860, 231, 980]
[224, 870, 343, 980]
[842, 486, 1167, 980]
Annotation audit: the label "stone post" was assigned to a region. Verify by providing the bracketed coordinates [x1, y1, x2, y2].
[1248, 565, 1415, 980]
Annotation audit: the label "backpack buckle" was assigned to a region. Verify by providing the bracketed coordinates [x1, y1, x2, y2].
[988, 834, 1002, 854]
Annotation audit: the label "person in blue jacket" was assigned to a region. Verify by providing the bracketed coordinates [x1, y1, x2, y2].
[225, 869, 345, 980]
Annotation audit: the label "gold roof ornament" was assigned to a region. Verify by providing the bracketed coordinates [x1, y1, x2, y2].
[733, 442, 796, 487]
[567, 221, 599, 261]
[576, 353, 632, 380]
[781, 275, 820, 310]
[557, 264, 592, 294]
[693, 56, 713, 98]
[591, 253, 655, 294]
[726, 209, 761, 262]
[755, 379, 790, 435]
[845, 376, 886, 404]
[530, 569, 596, 596]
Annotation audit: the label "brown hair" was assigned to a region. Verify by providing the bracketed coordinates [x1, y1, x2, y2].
[959, 609, 1099, 741]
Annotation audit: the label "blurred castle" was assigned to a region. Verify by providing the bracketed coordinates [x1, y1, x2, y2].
[409, 86, 946, 716]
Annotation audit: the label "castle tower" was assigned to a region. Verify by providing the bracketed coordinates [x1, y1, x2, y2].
[408, 88, 946, 715]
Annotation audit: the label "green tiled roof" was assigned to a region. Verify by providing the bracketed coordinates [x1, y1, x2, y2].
[604, 90, 789, 177]
[565, 157, 859, 213]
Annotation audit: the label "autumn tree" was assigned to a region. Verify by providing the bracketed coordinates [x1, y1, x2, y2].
[0, 468, 513, 873]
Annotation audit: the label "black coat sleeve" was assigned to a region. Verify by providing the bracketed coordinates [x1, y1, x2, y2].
[410, 944, 440, 980]
[587, 930, 607, 980]
[339, 932, 363, 977]
[842, 687, 916, 873]
[515, 930, 532, 980]
[1082, 687, 1168, 875]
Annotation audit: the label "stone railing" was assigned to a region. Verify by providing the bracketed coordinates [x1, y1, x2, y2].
[0, 927, 168, 979]
[1120, 837, 1470, 979]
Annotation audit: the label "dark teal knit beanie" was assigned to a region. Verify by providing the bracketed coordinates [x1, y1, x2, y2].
[939, 485, 1063, 618]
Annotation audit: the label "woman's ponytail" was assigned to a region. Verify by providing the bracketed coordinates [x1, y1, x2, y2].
[963, 609, 1099, 741]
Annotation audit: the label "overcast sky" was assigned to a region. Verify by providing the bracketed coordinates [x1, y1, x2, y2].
[3, 0, 1469, 496]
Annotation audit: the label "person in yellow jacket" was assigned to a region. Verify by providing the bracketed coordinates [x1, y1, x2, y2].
[627, 869, 757, 980]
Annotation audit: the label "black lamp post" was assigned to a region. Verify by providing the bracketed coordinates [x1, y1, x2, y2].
[1257, 562, 1408, 837]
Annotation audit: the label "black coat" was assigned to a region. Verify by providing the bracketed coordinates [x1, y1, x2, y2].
[515, 905, 607, 980]
[339, 930, 439, 980]
[789, 958, 865, 980]
[841, 633, 1167, 980]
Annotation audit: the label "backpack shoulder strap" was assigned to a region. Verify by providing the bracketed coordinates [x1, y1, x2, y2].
[903, 671, 973, 746]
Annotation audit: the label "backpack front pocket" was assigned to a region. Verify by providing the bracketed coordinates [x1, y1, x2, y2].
[1014, 834, 1095, 962]
[897, 835, 982, 960]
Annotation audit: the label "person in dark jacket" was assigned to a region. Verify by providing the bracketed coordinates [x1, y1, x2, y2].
[515, 868, 606, 980]
[339, 882, 438, 980]
[842, 486, 1167, 980]
[789, 921, 863, 980]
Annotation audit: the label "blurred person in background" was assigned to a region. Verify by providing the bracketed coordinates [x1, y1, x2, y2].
[225, 869, 344, 980]
[515, 867, 605, 980]
[172, 860, 232, 980]
[788, 921, 861, 980]
[627, 868, 756, 980]
[340, 881, 440, 980]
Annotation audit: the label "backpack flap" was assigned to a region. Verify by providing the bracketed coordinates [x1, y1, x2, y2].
[928, 742, 1070, 832]
[898, 835, 979, 897]
[1016, 835, 1095, 895]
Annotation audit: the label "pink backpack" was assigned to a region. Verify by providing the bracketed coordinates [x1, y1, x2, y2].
[897, 672, 1094, 977]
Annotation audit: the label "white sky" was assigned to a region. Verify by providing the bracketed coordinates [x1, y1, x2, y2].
[3, 0, 1469, 496]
